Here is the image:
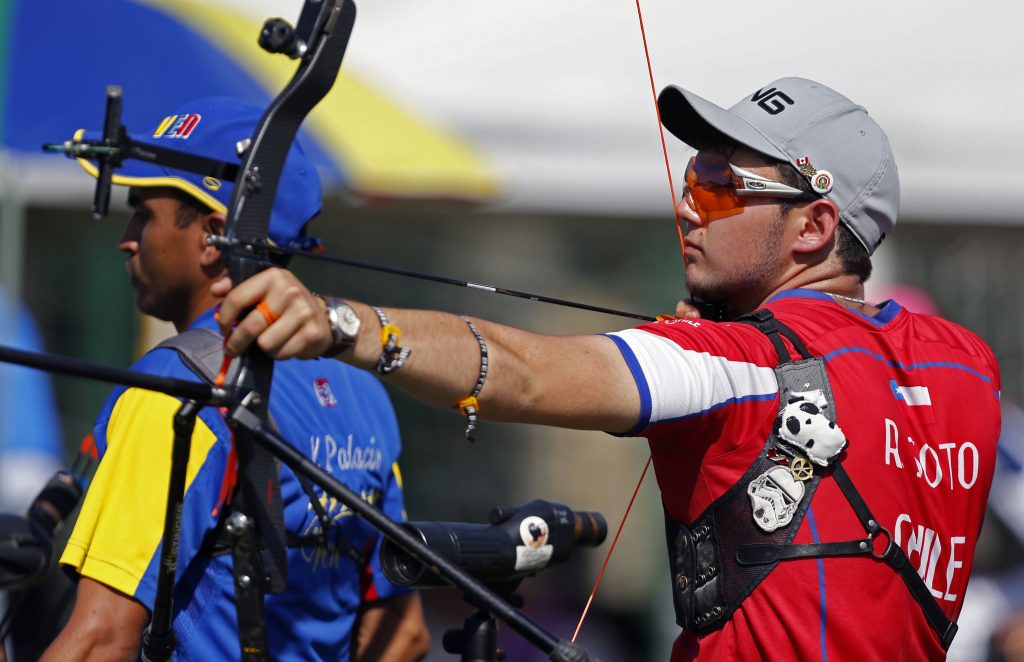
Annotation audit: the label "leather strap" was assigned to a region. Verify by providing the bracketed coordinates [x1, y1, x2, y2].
[735, 308, 812, 363]
[735, 451, 958, 648]
[737, 540, 870, 564]
[732, 310, 958, 649]
[834, 464, 958, 648]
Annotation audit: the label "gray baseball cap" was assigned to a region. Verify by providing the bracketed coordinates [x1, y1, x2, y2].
[658, 77, 898, 254]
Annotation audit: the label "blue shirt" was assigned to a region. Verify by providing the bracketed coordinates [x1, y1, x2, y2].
[63, 308, 410, 660]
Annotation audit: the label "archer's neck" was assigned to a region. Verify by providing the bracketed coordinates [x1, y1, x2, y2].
[173, 286, 224, 333]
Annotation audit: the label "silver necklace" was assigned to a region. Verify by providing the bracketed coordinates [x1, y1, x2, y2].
[823, 291, 868, 305]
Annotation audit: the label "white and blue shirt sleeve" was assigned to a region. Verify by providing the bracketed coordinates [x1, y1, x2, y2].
[606, 327, 779, 436]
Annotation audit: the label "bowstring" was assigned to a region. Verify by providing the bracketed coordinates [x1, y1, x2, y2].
[571, 454, 652, 643]
[633, 0, 687, 267]
[572, 0, 685, 641]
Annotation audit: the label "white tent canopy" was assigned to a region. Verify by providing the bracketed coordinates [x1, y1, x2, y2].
[339, 0, 1023, 223]
[22, 0, 1024, 223]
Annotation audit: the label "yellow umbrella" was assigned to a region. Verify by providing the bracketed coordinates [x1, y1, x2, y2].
[142, 0, 499, 202]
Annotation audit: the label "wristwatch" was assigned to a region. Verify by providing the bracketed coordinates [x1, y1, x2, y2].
[318, 295, 361, 356]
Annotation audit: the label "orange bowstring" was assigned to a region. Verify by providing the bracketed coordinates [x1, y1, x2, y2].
[572, 1, 682, 642]
[634, 0, 687, 268]
[571, 454, 652, 643]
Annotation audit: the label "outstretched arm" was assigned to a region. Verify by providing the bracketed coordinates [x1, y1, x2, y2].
[41, 577, 148, 662]
[212, 269, 641, 433]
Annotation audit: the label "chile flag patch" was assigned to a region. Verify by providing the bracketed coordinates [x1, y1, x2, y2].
[890, 379, 935, 424]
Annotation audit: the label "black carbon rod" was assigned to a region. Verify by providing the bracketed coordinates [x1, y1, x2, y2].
[250, 241, 658, 323]
[228, 404, 593, 659]
[0, 345, 232, 405]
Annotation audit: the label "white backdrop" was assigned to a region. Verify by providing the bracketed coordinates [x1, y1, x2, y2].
[304, 0, 1022, 223]
[26, 0, 1024, 223]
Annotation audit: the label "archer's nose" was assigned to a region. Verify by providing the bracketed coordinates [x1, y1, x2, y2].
[117, 220, 140, 255]
[677, 188, 703, 230]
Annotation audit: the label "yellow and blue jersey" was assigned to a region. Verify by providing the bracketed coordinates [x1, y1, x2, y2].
[61, 308, 410, 660]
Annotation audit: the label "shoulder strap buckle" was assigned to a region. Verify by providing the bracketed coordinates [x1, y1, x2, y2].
[735, 309, 812, 364]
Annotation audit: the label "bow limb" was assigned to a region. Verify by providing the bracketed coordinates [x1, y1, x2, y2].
[217, 2, 357, 657]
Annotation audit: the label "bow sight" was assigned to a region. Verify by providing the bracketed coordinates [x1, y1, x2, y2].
[26, 2, 604, 661]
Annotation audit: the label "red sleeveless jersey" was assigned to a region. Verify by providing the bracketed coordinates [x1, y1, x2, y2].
[608, 289, 1001, 660]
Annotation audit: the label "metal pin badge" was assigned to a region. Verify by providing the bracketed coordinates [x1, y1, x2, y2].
[789, 456, 814, 482]
[812, 170, 834, 194]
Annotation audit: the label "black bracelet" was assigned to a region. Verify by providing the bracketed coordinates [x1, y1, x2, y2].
[455, 318, 488, 442]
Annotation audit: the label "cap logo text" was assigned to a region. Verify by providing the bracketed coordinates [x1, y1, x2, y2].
[152, 113, 202, 139]
[751, 88, 794, 116]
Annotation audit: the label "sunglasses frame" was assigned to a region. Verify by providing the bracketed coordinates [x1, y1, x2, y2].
[728, 164, 820, 201]
[683, 153, 820, 223]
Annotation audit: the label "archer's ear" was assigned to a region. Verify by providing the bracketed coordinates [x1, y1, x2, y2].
[206, 213, 227, 237]
[791, 199, 841, 255]
[200, 213, 227, 267]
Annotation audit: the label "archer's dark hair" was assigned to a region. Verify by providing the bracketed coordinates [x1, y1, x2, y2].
[164, 188, 215, 228]
[774, 162, 872, 283]
[165, 188, 298, 267]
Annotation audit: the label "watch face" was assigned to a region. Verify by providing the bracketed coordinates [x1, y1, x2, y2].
[320, 298, 360, 356]
[335, 304, 361, 337]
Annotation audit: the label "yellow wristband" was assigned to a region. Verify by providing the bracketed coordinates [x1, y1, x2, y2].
[457, 395, 480, 417]
[380, 323, 401, 347]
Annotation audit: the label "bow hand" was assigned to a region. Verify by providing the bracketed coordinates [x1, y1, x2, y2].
[213, 270, 333, 360]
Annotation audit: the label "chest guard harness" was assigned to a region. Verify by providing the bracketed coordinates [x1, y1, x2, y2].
[663, 309, 958, 649]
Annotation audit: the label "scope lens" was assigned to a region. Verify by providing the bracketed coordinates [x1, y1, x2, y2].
[379, 524, 428, 587]
[574, 511, 608, 547]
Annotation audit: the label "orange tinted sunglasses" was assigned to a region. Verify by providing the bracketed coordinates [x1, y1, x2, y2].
[683, 152, 817, 223]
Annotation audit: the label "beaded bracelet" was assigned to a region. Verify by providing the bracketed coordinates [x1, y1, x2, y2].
[370, 306, 411, 374]
[456, 318, 489, 442]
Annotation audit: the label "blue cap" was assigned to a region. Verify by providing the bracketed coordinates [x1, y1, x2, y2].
[74, 96, 322, 250]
